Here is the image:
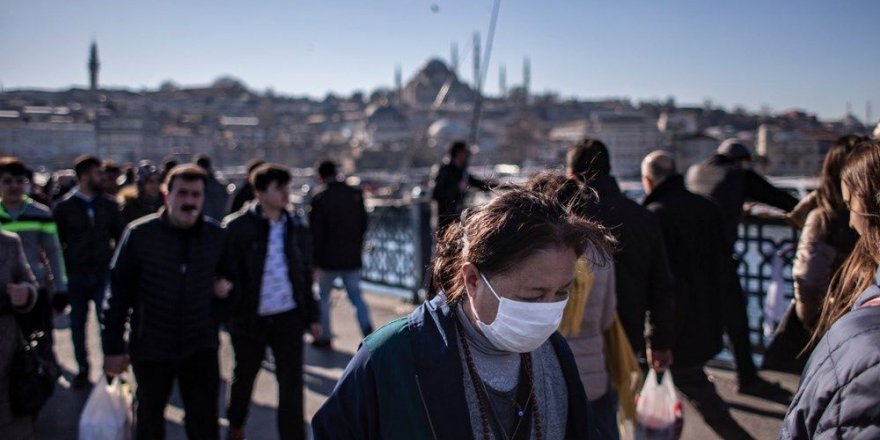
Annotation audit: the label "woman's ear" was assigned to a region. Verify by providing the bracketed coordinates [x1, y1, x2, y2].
[462, 262, 480, 300]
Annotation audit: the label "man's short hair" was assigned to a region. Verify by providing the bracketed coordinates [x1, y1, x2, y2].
[246, 158, 267, 175]
[316, 160, 337, 180]
[448, 140, 469, 158]
[103, 160, 121, 174]
[250, 164, 291, 192]
[193, 154, 212, 170]
[566, 138, 611, 178]
[0, 157, 30, 178]
[641, 150, 677, 185]
[164, 164, 208, 192]
[74, 155, 102, 178]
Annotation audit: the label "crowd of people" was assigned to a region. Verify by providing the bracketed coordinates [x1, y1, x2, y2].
[0, 131, 879, 439]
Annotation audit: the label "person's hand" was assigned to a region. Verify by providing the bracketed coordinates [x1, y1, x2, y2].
[214, 278, 233, 299]
[310, 323, 322, 341]
[52, 292, 70, 314]
[648, 349, 673, 371]
[7, 283, 31, 307]
[104, 354, 130, 376]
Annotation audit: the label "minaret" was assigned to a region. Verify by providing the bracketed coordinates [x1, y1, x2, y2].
[499, 65, 507, 98]
[451, 42, 459, 75]
[394, 64, 402, 103]
[89, 41, 100, 91]
[522, 56, 531, 104]
[473, 32, 481, 91]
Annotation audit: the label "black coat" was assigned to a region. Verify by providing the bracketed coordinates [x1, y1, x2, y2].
[578, 175, 675, 355]
[643, 175, 727, 367]
[222, 204, 319, 333]
[686, 154, 798, 250]
[227, 181, 255, 215]
[308, 181, 367, 270]
[52, 192, 124, 276]
[102, 211, 226, 361]
[430, 162, 490, 229]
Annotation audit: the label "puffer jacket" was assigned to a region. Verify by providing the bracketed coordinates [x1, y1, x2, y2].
[781, 278, 880, 439]
[792, 209, 858, 330]
[567, 253, 616, 401]
[102, 210, 226, 361]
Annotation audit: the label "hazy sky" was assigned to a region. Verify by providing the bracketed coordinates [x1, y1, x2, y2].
[2, 0, 878, 120]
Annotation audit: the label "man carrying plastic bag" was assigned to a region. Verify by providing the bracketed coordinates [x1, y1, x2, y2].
[635, 369, 682, 440]
[79, 376, 132, 440]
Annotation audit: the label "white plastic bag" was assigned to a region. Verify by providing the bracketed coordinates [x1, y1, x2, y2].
[79, 376, 132, 440]
[763, 250, 790, 338]
[635, 369, 682, 440]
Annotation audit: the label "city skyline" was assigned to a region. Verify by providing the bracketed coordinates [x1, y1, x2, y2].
[2, 0, 879, 121]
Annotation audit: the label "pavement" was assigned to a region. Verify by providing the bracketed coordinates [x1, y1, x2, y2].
[35, 289, 797, 439]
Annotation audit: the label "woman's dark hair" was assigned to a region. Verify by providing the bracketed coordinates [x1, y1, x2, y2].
[811, 140, 880, 345]
[814, 134, 867, 228]
[429, 186, 614, 301]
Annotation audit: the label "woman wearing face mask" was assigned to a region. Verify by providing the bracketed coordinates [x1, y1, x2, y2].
[781, 141, 880, 439]
[313, 188, 613, 440]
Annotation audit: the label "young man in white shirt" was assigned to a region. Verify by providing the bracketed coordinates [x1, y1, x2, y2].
[220, 164, 321, 440]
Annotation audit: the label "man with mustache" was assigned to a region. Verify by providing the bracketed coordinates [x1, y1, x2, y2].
[102, 164, 227, 439]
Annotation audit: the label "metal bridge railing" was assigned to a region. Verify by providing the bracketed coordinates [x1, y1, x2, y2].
[361, 201, 800, 352]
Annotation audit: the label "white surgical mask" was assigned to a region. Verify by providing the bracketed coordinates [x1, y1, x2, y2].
[468, 271, 568, 353]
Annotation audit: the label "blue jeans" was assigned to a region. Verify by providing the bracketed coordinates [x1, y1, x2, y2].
[68, 272, 109, 373]
[317, 270, 372, 340]
[590, 381, 620, 440]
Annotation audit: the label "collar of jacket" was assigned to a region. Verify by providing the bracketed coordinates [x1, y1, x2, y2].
[0, 195, 34, 219]
[405, 294, 474, 439]
[643, 174, 687, 206]
[854, 264, 880, 310]
[404, 295, 593, 439]
[589, 174, 622, 198]
[246, 201, 291, 225]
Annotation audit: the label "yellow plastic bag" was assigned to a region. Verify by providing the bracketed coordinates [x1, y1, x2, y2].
[604, 313, 643, 427]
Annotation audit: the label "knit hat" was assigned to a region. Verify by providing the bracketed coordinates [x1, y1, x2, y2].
[717, 138, 752, 161]
[136, 160, 160, 185]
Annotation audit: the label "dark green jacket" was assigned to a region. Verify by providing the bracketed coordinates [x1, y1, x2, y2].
[312, 295, 596, 439]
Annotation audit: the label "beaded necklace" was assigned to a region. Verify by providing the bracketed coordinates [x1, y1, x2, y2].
[454, 311, 543, 440]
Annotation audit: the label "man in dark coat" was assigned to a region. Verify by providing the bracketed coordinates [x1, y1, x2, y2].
[686, 139, 798, 398]
[308, 160, 371, 348]
[194, 154, 230, 221]
[642, 150, 752, 439]
[103, 165, 226, 440]
[227, 159, 266, 215]
[430, 140, 491, 231]
[222, 164, 321, 440]
[52, 155, 124, 388]
[566, 138, 676, 370]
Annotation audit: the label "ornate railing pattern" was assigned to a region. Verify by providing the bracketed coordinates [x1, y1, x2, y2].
[361, 201, 801, 351]
[735, 214, 799, 351]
